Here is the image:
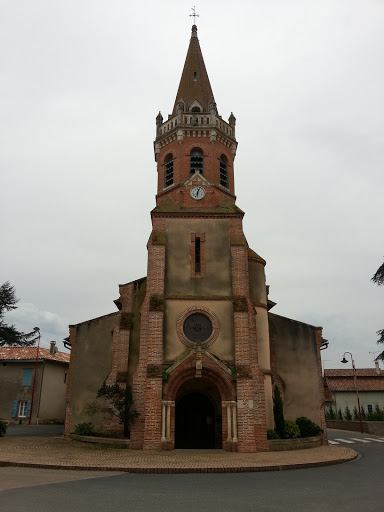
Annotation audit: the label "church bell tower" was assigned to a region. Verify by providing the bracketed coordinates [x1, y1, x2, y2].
[127, 24, 274, 452]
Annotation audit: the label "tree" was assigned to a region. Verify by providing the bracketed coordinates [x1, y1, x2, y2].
[344, 405, 352, 421]
[87, 382, 138, 438]
[0, 282, 38, 347]
[326, 405, 336, 420]
[273, 384, 285, 438]
[371, 260, 384, 358]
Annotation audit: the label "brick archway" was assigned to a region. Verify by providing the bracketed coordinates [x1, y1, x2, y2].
[163, 354, 235, 402]
[161, 353, 236, 451]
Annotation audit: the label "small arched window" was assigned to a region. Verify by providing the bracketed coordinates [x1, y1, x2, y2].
[191, 106, 201, 112]
[190, 148, 203, 175]
[164, 153, 174, 187]
[220, 155, 228, 188]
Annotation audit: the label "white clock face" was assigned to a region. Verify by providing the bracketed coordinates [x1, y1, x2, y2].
[190, 186, 205, 200]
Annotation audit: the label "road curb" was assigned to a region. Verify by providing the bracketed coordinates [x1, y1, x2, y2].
[0, 452, 358, 474]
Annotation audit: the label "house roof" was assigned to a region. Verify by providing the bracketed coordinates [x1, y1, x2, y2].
[325, 368, 384, 377]
[0, 347, 70, 364]
[324, 368, 384, 392]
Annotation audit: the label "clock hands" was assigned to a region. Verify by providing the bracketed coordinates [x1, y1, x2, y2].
[190, 186, 205, 200]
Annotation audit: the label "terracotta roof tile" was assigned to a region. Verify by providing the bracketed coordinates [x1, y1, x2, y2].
[324, 368, 384, 392]
[324, 368, 384, 377]
[0, 347, 70, 364]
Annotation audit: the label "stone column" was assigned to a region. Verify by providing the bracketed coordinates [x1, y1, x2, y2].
[161, 402, 166, 442]
[232, 403, 238, 443]
[223, 401, 238, 449]
[226, 403, 232, 441]
[161, 400, 175, 445]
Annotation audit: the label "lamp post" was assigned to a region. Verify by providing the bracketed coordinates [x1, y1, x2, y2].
[341, 351, 363, 434]
[29, 327, 41, 425]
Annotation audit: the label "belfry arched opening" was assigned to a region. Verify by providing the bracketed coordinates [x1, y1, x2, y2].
[175, 378, 222, 449]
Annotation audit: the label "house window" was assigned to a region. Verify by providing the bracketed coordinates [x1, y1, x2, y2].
[220, 155, 228, 187]
[19, 401, 28, 418]
[164, 153, 173, 187]
[190, 148, 203, 175]
[368, 404, 373, 414]
[191, 233, 205, 277]
[22, 368, 33, 386]
[64, 372, 68, 384]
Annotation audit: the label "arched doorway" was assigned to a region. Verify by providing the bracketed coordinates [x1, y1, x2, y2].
[174, 378, 222, 449]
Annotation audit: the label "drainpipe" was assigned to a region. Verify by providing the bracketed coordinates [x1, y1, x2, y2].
[36, 360, 46, 425]
[29, 327, 41, 424]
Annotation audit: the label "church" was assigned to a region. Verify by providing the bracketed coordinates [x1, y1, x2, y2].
[65, 25, 327, 452]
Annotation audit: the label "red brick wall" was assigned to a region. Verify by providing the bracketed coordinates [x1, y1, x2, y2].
[156, 137, 235, 195]
[230, 232, 268, 452]
[130, 217, 166, 450]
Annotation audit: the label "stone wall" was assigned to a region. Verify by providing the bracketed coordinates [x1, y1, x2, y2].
[327, 420, 384, 436]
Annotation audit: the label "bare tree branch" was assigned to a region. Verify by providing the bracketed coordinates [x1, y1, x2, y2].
[372, 260, 384, 286]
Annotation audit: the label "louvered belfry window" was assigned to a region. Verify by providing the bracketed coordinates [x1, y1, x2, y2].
[164, 153, 173, 187]
[190, 149, 203, 175]
[220, 155, 228, 187]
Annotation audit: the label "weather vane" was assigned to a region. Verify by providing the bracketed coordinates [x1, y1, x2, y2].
[190, 6, 199, 24]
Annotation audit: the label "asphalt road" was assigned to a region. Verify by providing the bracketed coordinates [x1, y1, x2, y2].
[0, 429, 383, 512]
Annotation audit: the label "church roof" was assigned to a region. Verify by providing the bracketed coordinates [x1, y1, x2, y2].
[172, 25, 215, 115]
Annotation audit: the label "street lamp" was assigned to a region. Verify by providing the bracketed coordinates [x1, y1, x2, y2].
[341, 351, 363, 434]
[29, 327, 41, 425]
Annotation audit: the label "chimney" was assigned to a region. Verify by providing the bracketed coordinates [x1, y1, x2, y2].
[50, 341, 57, 357]
[375, 361, 380, 375]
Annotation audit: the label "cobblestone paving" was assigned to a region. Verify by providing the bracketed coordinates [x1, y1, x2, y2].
[0, 437, 357, 473]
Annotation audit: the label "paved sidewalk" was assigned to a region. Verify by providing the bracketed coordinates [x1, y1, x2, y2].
[0, 436, 357, 473]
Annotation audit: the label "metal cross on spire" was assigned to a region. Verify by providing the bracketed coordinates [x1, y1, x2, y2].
[189, 6, 199, 24]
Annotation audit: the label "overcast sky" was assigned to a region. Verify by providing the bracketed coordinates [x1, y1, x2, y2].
[1, 0, 383, 370]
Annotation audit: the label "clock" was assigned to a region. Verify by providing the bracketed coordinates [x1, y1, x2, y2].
[190, 186, 205, 200]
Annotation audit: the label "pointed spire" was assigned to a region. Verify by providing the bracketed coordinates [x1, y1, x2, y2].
[172, 25, 216, 115]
